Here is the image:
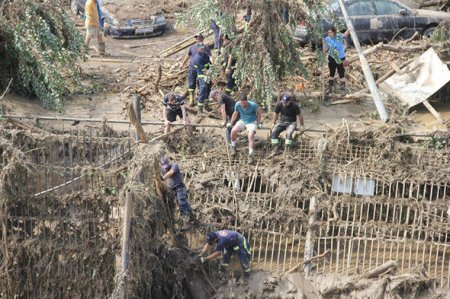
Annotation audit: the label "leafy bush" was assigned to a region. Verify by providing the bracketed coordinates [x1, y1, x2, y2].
[0, 0, 88, 111]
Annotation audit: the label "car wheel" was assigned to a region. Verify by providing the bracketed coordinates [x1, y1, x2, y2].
[423, 27, 436, 38]
[70, 0, 79, 15]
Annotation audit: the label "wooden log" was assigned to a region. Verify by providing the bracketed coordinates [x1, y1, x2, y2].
[128, 103, 147, 143]
[154, 65, 162, 94]
[363, 260, 397, 279]
[423, 100, 445, 124]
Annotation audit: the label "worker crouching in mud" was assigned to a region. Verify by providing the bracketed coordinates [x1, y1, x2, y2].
[198, 230, 252, 281]
[160, 157, 193, 230]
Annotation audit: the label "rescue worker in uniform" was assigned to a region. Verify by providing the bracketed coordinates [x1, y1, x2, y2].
[198, 230, 251, 280]
[210, 89, 237, 145]
[160, 157, 193, 230]
[221, 34, 236, 95]
[181, 34, 212, 106]
[161, 93, 192, 135]
[271, 93, 304, 151]
[191, 45, 212, 112]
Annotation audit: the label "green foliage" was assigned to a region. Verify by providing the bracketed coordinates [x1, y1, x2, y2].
[431, 21, 450, 61]
[188, 0, 325, 109]
[0, 0, 88, 111]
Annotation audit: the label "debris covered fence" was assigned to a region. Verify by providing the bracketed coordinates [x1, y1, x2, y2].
[187, 133, 450, 287]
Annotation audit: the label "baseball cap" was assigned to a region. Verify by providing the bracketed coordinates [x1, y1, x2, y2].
[206, 232, 217, 245]
[195, 33, 205, 39]
[281, 94, 292, 103]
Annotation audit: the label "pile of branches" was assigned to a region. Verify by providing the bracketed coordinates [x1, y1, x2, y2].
[0, 0, 87, 111]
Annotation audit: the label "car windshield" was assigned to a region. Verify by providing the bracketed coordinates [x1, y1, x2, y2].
[373, 0, 406, 15]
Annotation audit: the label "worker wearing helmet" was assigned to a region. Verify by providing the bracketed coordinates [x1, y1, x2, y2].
[160, 157, 192, 230]
[198, 230, 251, 280]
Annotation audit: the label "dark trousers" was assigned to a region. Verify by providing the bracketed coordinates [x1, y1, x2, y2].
[174, 185, 192, 215]
[328, 56, 345, 79]
[271, 122, 297, 141]
[225, 69, 235, 93]
[188, 68, 197, 91]
[197, 76, 210, 106]
[222, 235, 251, 272]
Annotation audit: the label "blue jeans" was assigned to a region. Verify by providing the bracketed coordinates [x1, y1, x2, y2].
[174, 185, 192, 215]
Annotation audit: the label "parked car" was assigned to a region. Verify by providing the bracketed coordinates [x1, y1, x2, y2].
[293, 0, 450, 45]
[70, 0, 167, 39]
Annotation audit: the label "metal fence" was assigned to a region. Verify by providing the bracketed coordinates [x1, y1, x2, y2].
[188, 138, 450, 286]
[1, 128, 135, 298]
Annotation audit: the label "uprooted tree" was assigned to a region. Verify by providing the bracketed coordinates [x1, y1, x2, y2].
[0, 0, 87, 111]
[188, 0, 332, 108]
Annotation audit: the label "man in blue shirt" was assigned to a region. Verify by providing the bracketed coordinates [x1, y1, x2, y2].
[181, 34, 212, 106]
[198, 230, 251, 280]
[160, 157, 193, 230]
[323, 26, 350, 94]
[229, 94, 262, 163]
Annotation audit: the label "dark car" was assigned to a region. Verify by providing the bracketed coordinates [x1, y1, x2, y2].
[70, 0, 167, 39]
[294, 0, 450, 45]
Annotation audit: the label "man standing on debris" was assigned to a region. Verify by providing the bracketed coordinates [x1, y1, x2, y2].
[229, 94, 262, 162]
[192, 45, 212, 113]
[181, 34, 212, 107]
[162, 93, 192, 135]
[160, 157, 192, 230]
[323, 26, 350, 94]
[221, 34, 236, 95]
[210, 89, 237, 145]
[271, 93, 304, 151]
[84, 0, 106, 54]
[198, 230, 251, 280]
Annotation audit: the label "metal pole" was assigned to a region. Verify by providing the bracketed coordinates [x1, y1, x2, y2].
[3, 114, 328, 132]
[132, 95, 141, 143]
[337, 0, 389, 122]
[120, 189, 133, 299]
[304, 196, 317, 277]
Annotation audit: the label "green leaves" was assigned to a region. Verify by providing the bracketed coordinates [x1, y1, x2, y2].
[0, 0, 87, 111]
[188, 0, 326, 108]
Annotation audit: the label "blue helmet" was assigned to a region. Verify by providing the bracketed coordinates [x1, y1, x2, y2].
[206, 232, 217, 245]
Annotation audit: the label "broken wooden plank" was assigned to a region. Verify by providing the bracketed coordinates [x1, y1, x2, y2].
[423, 100, 445, 124]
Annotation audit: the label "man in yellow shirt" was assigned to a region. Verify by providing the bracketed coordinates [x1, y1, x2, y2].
[85, 0, 106, 54]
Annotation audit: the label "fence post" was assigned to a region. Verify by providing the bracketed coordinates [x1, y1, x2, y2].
[120, 189, 133, 299]
[304, 196, 317, 277]
[132, 95, 141, 143]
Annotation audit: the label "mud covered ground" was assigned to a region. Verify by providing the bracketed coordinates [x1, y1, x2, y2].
[1, 2, 449, 299]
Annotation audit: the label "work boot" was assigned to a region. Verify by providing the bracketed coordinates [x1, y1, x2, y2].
[243, 271, 250, 282]
[180, 214, 191, 231]
[338, 81, 347, 95]
[248, 153, 255, 164]
[98, 42, 106, 55]
[189, 91, 195, 107]
[327, 79, 335, 94]
[197, 105, 204, 113]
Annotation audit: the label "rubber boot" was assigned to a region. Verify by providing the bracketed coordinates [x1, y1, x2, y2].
[338, 81, 347, 95]
[243, 271, 250, 282]
[197, 105, 204, 114]
[188, 91, 195, 107]
[248, 153, 255, 164]
[327, 79, 335, 94]
[231, 144, 237, 156]
[180, 214, 191, 231]
[99, 42, 106, 55]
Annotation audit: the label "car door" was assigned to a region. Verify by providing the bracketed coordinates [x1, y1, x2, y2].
[335, 0, 377, 43]
[372, 0, 417, 40]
